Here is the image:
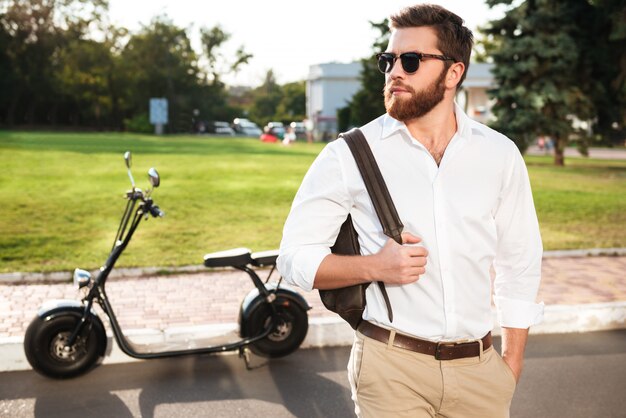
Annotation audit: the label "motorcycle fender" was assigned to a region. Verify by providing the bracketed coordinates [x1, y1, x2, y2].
[37, 299, 97, 319]
[35, 299, 108, 357]
[239, 285, 310, 337]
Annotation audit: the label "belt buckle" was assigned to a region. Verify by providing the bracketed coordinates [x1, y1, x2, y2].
[435, 341, 457, 360]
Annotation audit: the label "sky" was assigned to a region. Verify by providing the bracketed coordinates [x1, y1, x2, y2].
[107, 0, 508, 87]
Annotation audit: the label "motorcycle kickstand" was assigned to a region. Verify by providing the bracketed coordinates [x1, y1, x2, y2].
[239, 346, 268, 370]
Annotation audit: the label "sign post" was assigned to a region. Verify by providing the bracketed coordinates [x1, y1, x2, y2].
[149, 98, 168, 135]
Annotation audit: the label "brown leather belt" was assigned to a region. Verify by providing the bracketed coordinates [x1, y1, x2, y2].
[357, 321, 492, 360]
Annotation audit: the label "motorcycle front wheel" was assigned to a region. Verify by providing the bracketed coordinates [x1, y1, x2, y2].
[247, 298, 308, 358]
[24, 314, 106, 378]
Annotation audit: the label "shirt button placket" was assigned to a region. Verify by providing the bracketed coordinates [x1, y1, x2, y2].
[433, 176, 456, 338]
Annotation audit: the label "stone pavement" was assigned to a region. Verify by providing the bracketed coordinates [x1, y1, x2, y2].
[525, 145, 626, 160]
[0, 251, 625, 371]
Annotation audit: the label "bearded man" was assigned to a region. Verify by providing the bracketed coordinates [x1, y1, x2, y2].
[277, 4, 543, 417]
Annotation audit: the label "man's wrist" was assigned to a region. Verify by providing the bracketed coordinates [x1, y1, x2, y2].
[361, 253, 380, 283]
[501, 327, 529, 382]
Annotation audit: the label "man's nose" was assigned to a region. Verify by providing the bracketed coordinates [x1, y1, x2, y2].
[388, 58, 405, 80]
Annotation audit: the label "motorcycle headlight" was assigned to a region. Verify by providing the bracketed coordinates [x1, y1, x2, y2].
[73, 268, 92, 289]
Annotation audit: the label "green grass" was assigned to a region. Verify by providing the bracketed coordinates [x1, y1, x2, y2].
[524, 155, 626, 250]
[0, 131, 624, 273]
[0, 131, 324, 273]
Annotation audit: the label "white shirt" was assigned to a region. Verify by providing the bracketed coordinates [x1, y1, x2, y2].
[278, 104, 544, 341]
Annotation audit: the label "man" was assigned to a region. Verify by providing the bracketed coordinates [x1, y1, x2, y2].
[278, 4, 543, 417]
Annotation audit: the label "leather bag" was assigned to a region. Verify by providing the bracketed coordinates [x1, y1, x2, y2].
[318, 128, 404, 330]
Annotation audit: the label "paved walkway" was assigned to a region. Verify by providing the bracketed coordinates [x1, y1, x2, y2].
[1, 255, 625, 340]
[526, 145, 626, 160]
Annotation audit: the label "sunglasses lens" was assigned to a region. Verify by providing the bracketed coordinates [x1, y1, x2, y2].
[400, 53, 420, 73]
[377, 54, 394, 73]
[376, 53, 421, 74]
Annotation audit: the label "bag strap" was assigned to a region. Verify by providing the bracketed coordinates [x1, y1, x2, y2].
[339, 128, 404, 322]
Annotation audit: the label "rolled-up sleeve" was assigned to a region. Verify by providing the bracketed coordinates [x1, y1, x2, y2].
[493, 146, 544, 328]
[277, 142, 352, 291]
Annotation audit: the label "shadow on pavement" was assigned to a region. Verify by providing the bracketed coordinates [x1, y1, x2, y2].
[0, 346, 353, 418]
[2, 332, 624, 417]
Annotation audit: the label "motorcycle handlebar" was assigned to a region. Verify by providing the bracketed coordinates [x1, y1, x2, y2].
[149, 205, 165, 218]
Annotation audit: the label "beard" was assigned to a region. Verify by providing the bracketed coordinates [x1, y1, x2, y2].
[384, 68, 447, 121]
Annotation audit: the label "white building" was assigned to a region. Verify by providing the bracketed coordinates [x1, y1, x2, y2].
[456, 63, 496, 125]
[306, 61, 495, 139]
[306, 62, 362, 140]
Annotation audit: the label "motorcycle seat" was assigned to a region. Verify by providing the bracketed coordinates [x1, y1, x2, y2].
[250, 250, 278, 267]
[203, 247, 252, 268]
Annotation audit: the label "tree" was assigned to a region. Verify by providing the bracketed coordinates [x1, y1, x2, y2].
[0, 0, 109, 125]
[198, 25, 252, 123]
[340, 19, 389, 130]
[483, 0, 625, 165]
[248, 69, 283, 126]
[200, 25, 252, 85]
[119, 16, 201, 132]
[0, 2, 254, 131]
[583, 0, 626, 145]
[0, 13, 16, 123]
[275, 81, 306, 122]
[54, 36, 118, 128]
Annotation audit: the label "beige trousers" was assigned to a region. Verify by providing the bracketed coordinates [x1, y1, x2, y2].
[348, 331, 517, 418]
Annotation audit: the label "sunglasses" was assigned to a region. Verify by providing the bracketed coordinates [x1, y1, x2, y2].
[376, 52, 455, 74]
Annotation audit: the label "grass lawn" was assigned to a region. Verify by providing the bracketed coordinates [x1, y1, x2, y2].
[0, 130, 624, 273]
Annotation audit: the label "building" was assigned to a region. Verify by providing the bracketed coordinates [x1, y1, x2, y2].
[456, 63, 496, 125]
[306, 61, 495, 139]
[306, 62, 362, 141]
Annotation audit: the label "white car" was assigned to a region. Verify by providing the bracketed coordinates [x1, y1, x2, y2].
[211, 121, 235, 136]
[232, 118, 262, 137]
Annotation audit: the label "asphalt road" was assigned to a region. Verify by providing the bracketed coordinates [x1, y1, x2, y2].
[1, 330, 624, 418]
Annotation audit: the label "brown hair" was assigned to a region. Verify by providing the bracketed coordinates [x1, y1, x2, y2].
[390, 4, 473, 87]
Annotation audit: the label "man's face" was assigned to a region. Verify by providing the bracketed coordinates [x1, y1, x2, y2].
[383, 27, 450, 121]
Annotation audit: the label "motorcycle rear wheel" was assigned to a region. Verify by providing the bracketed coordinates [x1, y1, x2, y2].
[248, 298, 308, 358]
[24, 314, 106, 378]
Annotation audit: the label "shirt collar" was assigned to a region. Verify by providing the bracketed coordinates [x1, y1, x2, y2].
[380, 102, 474, 141]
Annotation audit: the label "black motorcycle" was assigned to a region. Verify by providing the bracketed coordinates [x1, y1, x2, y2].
[23, 152, 310, 379]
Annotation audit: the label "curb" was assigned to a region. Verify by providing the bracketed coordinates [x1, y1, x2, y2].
[2, 301, 624, 373]
[2, 248, 625, 285]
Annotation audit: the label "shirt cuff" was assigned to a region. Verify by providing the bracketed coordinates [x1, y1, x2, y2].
[285, 247, 331, 292]
[494, 295, 544, 328]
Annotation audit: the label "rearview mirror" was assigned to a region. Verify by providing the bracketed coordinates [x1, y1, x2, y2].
[124, 151, 132, 169]
[148, 167, 160, 188]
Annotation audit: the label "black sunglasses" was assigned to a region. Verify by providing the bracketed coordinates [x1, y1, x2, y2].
[376, 52, 455, 74]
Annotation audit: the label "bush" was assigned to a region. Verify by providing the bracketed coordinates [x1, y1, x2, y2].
[124, 113, 153, 133]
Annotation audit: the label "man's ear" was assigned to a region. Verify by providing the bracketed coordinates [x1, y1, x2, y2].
[446, 62, 465, 89]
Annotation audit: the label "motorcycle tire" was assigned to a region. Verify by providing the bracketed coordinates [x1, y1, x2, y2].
[24, 314, 106, 379]
[248, 298, 308, 358]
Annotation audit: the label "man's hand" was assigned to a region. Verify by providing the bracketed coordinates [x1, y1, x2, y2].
[313, 232, 428, 290]
[501, 327, 529, 383]
[372, 232, 428, 285]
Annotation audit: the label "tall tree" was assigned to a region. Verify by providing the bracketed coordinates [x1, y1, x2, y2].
[340, 19, 389, 130]
[119, 16, 201, 132]
[275, 81, 306, 122]
[583, 0, 626, 145]
[248, 69, 283, 127]
[200, 25, 252, 85]
[54, 35, 118, 128]
[484, 0, 625, 165]
[0, 0, 108, 125]
[198, 25, 252, 123]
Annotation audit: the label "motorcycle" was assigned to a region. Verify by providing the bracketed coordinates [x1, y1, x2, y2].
[23, 152, 310, 379]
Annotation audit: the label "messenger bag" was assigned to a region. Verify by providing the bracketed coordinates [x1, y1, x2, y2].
[319, 128, 404, 329]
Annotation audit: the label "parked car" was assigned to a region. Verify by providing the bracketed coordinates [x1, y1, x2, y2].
[232, 118, 262, 137]
[209, 121, 235, 136]
[290, 121, 306, 139]
[264, 122, 285, 139]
